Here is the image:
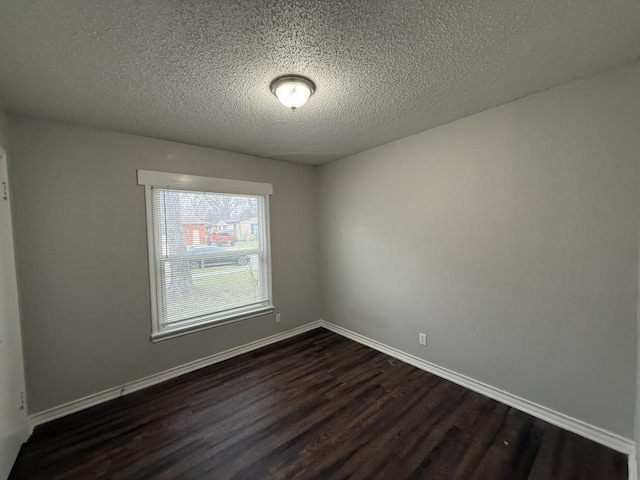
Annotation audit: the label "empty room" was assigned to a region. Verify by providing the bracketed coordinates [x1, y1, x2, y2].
[1, 1, 640, 479]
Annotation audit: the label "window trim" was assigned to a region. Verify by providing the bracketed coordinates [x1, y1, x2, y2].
[137, 170, 273, 196]
[138, 170, 274, 342]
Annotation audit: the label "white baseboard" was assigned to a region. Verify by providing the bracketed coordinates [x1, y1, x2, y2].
[29, 321, 322, 428]
[320, 320, 635, 455]
[629, 453, 638, 480]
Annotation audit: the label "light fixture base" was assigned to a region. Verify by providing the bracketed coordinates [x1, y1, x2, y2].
[270, 75, 316, 96]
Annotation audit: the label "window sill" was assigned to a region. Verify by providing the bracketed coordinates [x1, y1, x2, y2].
[150, 306, 275, 343]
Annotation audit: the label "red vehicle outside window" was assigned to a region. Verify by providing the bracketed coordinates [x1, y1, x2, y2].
[208, 231, 237, 246]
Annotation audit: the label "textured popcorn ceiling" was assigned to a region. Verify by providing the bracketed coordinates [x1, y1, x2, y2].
[0, 1, 639, 165]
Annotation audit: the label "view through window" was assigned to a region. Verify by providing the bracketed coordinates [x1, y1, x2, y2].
[149, 187, 271, 336]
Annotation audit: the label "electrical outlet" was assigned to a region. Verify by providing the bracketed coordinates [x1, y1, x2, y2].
[275, 313, 281, 323]
[419, 333, 427, 346]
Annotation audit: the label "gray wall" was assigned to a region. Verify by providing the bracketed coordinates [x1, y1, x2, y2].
[8, 117, 321, 414]
[0, 109, 7, 148]
[637, 274, 640, 469]
[318, 63, 640, 438]
[636, 224, 640, 466]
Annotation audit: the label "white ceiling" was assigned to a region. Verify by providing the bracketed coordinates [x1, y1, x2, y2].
[0, 1, 638, 165]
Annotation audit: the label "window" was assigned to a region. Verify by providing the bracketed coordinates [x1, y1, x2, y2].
[138, 170, 274, 341]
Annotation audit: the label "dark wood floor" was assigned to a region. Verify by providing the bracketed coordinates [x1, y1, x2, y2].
[10, 328, 627, 480]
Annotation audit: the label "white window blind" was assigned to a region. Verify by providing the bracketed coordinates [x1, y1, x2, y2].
[139, 171, 273, 340]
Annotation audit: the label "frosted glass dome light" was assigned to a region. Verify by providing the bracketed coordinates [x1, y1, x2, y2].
[270, 75, 316, 110]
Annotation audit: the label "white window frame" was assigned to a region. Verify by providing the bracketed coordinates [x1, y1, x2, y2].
[138, 170, 274, 342]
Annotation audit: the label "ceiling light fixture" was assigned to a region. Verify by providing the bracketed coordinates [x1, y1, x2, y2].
[270, 75, 316, 111]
